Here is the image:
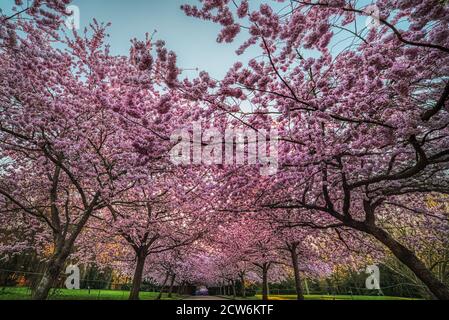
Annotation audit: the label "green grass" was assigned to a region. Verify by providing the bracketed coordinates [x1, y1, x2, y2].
[267, 294, 418, 300]
[0, 287, 185, 300]
[1, 288, 419, 301]
[221, 294, 418, 301]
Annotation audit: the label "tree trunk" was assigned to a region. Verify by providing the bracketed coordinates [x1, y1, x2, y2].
[240, 274, 246, 298]
[231, 280, 236, 299]
[168, 274, 176, 298]
[32, 251, 69, 300]
[178, 281, 185, 295]
[368, 225, 449, 300]
[32, 221, 89, 300]
[129, 250, 147, 300]
[262, 264, 269, 300]
[289, 243, 305, 300]
[157, 272, 170, 300]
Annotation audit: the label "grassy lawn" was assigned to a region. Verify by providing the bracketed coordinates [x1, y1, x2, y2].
[0, 287, 185, 300]
[263, 294, 418, 300]
[1, 288, 418, 300]
[221, 294, 418, 301]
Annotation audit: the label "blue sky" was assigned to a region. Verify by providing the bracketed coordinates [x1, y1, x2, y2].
[70, 0, 260, 79]
[2, 0, 376, 78]
[68, 0, 375, 78]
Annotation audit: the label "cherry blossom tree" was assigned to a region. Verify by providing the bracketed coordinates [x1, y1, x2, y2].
[0, 20, 140, 297]
[182, 0, 449, 299]
[81, 176, 209, 300]
[2, 0, 449, 301]
[0, 1, 188, 299]
[208, 216, 287, 300]
[270, 208, 383, 300]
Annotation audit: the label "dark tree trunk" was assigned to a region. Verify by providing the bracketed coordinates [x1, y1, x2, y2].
[289, 243, 305, 300]
[262, 263, 270, 300]
[178, 281, 184, 295]
[32, 213, 93, 300]
[129, 249, 147, 300]
[367, 225, 449, 300]
[168, 274, 176, 298]
[231, 280, 236, 299]
[240, 274, 246, 298]
[157, 272, 170, 300]
[32, 250, 69, 300]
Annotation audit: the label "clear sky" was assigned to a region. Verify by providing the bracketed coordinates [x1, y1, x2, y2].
[2, 0, 374, 78]
[68, 0, 374, 78]
[70, 0, 260, 80]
